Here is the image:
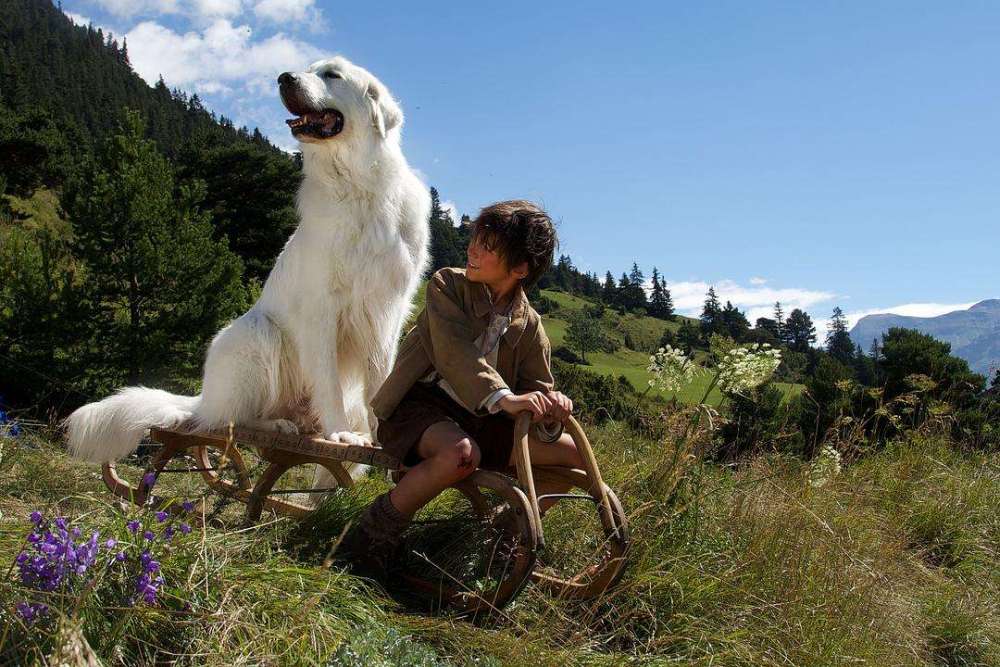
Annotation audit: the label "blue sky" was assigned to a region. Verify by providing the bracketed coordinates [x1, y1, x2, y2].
[62, 1, 999, 339]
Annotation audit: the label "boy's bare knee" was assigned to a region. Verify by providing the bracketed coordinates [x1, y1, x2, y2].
[433, 437, 481, 479]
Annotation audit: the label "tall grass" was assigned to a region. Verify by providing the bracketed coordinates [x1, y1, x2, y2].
[1, 419, 997, 665]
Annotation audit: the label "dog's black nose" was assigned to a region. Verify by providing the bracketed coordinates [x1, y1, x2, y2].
[278, 72, 296, 86]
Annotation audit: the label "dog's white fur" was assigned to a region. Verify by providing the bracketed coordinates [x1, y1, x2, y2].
[65, 57, 430, 478]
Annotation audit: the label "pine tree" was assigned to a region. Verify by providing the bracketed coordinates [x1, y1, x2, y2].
[701, 287, 722, 337]
[601, 271, 617, 305]
[617, 273, 630, 309]
[825, 306, 855, 364]
[721, 301, 750, 341]
[647, 268, 675, 320]
[784, 308, 817, 353]
[66, 111, 247, 386]
[661, 277, 674, 320]
[773, 301, 785, 344]
[648, 268, 665, 319]
[626, 262, 647, 311]
[427, 186, 464, 273]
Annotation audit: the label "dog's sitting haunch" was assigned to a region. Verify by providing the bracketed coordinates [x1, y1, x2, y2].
[65, 57, 430, 485]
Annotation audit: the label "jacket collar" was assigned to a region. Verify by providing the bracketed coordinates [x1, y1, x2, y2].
[470, 276, 530, 348]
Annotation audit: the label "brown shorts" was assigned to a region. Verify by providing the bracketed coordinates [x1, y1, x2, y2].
[376, 382, 516, 471]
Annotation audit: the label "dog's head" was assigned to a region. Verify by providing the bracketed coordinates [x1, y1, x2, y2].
[278, 56, 402, 151]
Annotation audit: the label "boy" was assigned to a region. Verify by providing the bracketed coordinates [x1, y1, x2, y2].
[343, 200, 583, 576]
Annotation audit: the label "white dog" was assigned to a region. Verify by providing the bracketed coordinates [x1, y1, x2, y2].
[65, 56, 430, 478]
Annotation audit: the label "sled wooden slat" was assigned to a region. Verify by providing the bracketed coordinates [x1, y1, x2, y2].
[100, 414, 629, 615]
[197, 427, 403, 470]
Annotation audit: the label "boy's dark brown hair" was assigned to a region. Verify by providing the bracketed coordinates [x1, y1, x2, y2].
[469, 200, 557, 290]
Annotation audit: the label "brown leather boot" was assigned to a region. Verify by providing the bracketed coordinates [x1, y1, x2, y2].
[338, 492, 411, 581]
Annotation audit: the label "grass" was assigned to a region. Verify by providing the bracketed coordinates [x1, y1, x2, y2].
[1, 422, 997, 665]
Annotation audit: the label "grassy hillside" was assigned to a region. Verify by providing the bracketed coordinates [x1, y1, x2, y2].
[1, 426, 996, 664]
[538, 289, 803, 405]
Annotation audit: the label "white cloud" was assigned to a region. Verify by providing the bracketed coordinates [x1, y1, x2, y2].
[253, 0, 319, 24]
[192, 0, 243, 17]
[194, 80, 232, 94]
[125, 19, 322, 90]
[749, 276, 767, 286]
[65, 11, 92, 25]
[441, 200, 461, 226]
[92, 0, 181, 18]
[667, 278, 835, 322]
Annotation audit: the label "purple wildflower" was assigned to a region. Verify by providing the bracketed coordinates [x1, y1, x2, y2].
[141, 472, 157, 487]
[142, 530, 155, 542]
[29, 511, 43, 525]
[105, 538, 117, 549]
[179, 523, 191, 535]
[15, 601, 47, 623]
[155, 511, 168, 523]
[181, 500, 195, 512]
[126, 520, 141, 534]
[115, 551, 127, 562]
[54, 517, 67, 531]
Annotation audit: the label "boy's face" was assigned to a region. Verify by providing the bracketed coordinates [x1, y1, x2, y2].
[465, 236, 509, 284]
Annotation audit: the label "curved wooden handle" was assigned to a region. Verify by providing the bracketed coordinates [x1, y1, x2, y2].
[563, 416, 617, 534]
[513, 411, 544, 547]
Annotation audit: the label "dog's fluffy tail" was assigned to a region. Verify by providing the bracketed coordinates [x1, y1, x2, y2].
[64, 387, 200, 463]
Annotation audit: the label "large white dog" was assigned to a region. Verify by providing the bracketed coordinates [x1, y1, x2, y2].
[65, 57, 430, 474]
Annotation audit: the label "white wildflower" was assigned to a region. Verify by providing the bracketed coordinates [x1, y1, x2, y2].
[647, 345, 699, 392]
[716, 343, 782, 396]
[809, 444, 842, 488]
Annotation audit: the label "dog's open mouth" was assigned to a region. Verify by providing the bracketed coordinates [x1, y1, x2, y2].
[285, 109, 345, 139]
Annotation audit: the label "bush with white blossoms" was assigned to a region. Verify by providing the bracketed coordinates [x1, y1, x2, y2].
[647, 345, 700, 393]
[716, 343, 782, 396]
[809, 444, 842, 488]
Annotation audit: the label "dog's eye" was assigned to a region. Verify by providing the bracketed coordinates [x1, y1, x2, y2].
[323, 70, 341, 80]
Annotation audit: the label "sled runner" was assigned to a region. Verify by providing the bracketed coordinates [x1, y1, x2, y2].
[101, 413, 629, 614]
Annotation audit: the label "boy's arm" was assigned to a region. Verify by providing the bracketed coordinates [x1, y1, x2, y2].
[515, 318, 555, 394]
[424, 270, 510, 411]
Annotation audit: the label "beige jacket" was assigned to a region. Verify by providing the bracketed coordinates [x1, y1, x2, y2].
[371, 267, 554, 420]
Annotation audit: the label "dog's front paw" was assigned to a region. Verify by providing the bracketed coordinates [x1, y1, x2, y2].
[327, 431, 371, 447]
[269, 419, 300, 434]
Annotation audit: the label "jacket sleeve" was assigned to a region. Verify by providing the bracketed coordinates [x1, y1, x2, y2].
[423, 270, 510, 410]
[515, 318, 555, 394]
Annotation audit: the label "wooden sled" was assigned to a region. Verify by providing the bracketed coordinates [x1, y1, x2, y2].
[102, 413, 629, 615]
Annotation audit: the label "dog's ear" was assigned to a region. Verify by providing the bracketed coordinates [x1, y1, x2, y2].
[366, 81, 402, 138]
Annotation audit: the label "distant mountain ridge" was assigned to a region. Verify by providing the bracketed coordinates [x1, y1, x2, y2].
[850, 300, 1000, 377]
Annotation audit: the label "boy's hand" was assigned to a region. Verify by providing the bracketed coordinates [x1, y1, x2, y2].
[498, 391, 573, 423]
[498, 392, 549, 422]
[544, 391, 573, 423]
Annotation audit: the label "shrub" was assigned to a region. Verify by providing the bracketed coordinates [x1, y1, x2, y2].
[552, 345, 588, 365]
[552, 359, 649, 426]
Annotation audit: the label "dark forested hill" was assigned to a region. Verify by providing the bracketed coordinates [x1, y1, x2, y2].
[0, 0, 287, 157]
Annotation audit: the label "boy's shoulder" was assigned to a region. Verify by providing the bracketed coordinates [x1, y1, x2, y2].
[428, 267, 545, 338]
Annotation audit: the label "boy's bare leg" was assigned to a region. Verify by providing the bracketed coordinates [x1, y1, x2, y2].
[511, 430, 584, 514]
[389, 421, 481, 517]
